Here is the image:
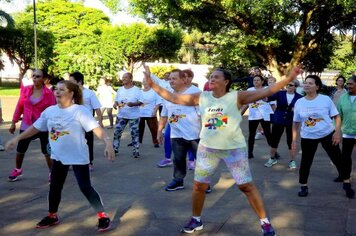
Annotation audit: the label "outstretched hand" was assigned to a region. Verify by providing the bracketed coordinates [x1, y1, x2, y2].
[143, 64, 153, 87]
[5, 137, 18, 151]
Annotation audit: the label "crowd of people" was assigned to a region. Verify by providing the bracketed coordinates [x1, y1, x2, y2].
[1, 66, 355, 235]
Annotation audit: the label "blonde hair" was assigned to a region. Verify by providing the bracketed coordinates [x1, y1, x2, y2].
[58, 80, 83, 105]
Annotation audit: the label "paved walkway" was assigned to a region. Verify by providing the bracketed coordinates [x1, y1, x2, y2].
[0, 96, 355, 236]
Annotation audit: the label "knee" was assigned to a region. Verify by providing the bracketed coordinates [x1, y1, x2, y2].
[193, 182, 208, 192]
[238, 182, 255, 193]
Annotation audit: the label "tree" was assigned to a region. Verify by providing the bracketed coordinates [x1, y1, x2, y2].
[129, 0, 356, 79]
[0, 23, 55, 77]
[101, 23, 182, 73]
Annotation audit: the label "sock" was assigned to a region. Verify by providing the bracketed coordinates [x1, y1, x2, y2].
[15, 168, 22, 171]
[260, 218, 270, 225]
[97, 212, 109, 219]
[192, 216, 201, 222]
[48, 212, 57, 218]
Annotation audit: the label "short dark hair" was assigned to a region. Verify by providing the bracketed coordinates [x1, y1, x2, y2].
[349, 75, 356, 83]
[336, 75, 346, 84]
[170, 69, 185, 79]
[305, 74, 322, 93]
[70, 71, 84, 84]
[182, 69, 194, 78]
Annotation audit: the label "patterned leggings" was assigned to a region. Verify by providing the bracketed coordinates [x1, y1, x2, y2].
[113, 118, 140, 154]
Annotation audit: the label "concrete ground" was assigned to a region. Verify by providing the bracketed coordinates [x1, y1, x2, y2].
[0, 96, 355, 236]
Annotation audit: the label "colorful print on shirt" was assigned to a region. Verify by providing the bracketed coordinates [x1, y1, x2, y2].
[168, 112, 186, 123]
[50, 127, 69, 141]
[203, 107, 229, 130]
[305, 116, 324, 127]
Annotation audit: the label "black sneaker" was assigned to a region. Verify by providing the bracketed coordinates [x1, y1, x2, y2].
[205, 185, 212, 194]
[36, 216, 60, 229]
[343, 183, 355, 199]
[97, 217, 111, 232]
[261, 222, 276, 236]
[334, 176, 343, 182]
[133, 151, 140, 158]
[181, 217, 203, 233]
[165, 180, 184, 191]
[298, 186, 308, 197]
[154, 144, 159, 148]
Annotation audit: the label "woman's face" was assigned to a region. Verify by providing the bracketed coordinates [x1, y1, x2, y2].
[303, 78, 318, 94]
[286, 82, 296, 93]
[54, 83, 73, 104]
[253, 76, 263, 88]
[209, 71, 228, 90]
[336, 78, 345, 87]
[32, 70, 44, 87]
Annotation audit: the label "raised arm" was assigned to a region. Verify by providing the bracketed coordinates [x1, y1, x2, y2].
[143, 65, 200, 106]
[237, 66, 301, 107]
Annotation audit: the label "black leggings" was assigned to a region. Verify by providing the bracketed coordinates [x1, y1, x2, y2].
[49, 160, 105, 213]
[16, 131, 49, 155]
[341, 138, 355, 180]
[299, 132, 343, 184]
[270, 123, 292, 149]
[85, 131, 94, 164]
[248, 119, 272, 155]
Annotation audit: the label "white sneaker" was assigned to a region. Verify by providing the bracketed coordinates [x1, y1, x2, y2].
[289, 160, 297, 169]
[0, 144, 4, 151]
[255, 132, 264, 140]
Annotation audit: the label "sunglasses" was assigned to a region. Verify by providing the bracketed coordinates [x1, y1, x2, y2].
[287, 84, 295, 87]
[32, 75, 42, 78]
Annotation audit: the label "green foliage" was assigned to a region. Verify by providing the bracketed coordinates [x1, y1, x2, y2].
[328, 35, 356, 78]
[129, 0, 356, 78]
[149, 65, 177, 78]
[0, 23, 55, 76]
[99, 0, 121, 13]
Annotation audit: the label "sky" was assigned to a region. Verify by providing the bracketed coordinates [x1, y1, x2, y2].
[0, 0, 142, 25]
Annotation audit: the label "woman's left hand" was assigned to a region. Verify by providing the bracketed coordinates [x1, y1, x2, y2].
[332, 131, 341, 146]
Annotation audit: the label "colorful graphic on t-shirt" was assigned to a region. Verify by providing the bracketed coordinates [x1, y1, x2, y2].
[204, 111, 228, 129]
[50, 127, 69, 141]
[251, 101, 264, 108]
[168, 112, 186, 123]
[305, 116, 324, 127]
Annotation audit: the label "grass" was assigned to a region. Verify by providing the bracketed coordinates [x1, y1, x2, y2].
[0, 87, 20, 96]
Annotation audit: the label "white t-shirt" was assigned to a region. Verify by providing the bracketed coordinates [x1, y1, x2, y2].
[97, 85, 115, 108]
[247, 87, 274, 121]
[82, 88, 102, 112]
[162, 85, 201, 140]
[33, 104, 99, 164]
[294, 94, 338, 139]
[140, 89, 160, 117]
[115, 86, 143, 119]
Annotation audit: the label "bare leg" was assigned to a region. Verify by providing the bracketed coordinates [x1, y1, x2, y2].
[192, 181, 209, 216]
[15, 153, 25, 169]
[238, 182, 266, 219]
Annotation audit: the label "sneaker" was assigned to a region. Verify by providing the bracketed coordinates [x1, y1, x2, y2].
[157, 158, 173, 168]
[114, 150, 119, 156]
[298, 186, 308, 197]
[165, 180, 184, 191]
[288, 160, 297, 169]
[261, 222, 276, 236]
[255, 132, 264, 140]
[264, 158, 277, 167]
[8, 168, 23, 182]
[334, 176, 343, 182]
[343, 183, 355, 199]
[181, 218, 203, 233]
[89, 163, 94, 171]
[133, 151, 140, 158]
[154, 144, 159, 148]
[36, 216, 60, 229]
[188, 160, 195, 170]
[0, 144, 4, 151]
[274, 152, 280, 159]
[97, 217, 111, 232]
[205, 185, 212, 194]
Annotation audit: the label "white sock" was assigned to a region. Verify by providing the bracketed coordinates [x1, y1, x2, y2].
[192, 216, 201, 222]
[260, 218, 270, 225]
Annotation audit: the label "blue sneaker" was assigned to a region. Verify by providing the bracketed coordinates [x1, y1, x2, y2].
[165, 180, 184, 191]
[261, 222, 276, 236]
[181, 218, 203, 233]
